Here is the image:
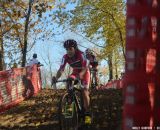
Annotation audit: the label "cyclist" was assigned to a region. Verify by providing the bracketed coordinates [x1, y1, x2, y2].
[52, 39, 91, 124]
[85, 48, 99, 89]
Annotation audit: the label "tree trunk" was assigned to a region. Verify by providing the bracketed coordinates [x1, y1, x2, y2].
[115, 64, 118, 79]
[0, 36, 4, 71]
[108, 54, 113, 81]
[21, 0, 32, 67]
[110, 14, 126, 60]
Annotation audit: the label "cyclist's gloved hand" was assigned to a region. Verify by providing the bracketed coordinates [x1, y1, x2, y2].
[52, 76, 57, 84]
[68, 77, 78, 86]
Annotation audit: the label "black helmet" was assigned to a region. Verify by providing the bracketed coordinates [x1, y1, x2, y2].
[33, 53, 37, 58]
[63, 39, 77, 49]
[85, 48, 93, 55]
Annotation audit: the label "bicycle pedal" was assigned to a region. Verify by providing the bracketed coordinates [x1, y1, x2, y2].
[63, 113, 73, 118]
[84, 115, 92, 125]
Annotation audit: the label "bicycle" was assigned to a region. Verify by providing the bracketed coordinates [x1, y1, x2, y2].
[54, 78, 85, 130]
[89, 68, 98, 91]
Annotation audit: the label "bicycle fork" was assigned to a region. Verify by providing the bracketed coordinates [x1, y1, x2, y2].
[75, 93, 85, 118]
[64, 96, 75, 118]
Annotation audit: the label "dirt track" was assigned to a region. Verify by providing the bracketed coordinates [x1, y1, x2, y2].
[0, 88, 122, 130]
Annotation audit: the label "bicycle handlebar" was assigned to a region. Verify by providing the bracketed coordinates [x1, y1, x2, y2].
[90, 68, 97, 72]
[51, 78, 81, 90]
[37, 63, 44, 67]
[56, 78, 80, 83]
[56, 79, 69, 82]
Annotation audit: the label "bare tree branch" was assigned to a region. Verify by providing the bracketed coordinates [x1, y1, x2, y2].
[69, 28, 105, 48]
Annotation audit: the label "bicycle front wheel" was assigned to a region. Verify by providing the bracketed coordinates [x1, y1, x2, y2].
[59, 93, 79, 130]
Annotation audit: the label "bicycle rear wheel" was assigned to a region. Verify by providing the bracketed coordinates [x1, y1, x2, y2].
[59, 93, 79, 130]
[89, 71, 96, 90]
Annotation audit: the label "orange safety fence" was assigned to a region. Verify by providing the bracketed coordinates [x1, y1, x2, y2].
[98, 79, 123, 90]
[123, 1, 160, 129]
[0, 65, 42, 113]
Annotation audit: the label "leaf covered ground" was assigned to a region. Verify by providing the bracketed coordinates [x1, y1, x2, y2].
[0, 88, 122, 130]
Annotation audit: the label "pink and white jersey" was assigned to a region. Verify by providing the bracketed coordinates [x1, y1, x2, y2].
[59, 50, 87, 74]
[86, 54, 98, 68]
[59, 50, 90, 88]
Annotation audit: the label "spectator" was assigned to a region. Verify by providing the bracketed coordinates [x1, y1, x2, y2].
[27, 53, 40, 66]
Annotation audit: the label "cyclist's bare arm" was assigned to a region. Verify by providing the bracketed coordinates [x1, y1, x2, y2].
[55, 70, 63, 80]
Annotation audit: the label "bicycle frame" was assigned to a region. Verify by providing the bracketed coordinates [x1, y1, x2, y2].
[58, 79, 84, 113]
[72, 87, 84, 114]
[57, 78, 84, 130]
[90, 68, 97, 89]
